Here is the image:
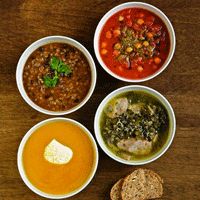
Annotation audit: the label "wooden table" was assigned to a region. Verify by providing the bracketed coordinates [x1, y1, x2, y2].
[0, 0, 200, 199]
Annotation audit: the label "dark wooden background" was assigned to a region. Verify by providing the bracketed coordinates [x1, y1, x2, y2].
[0, 0, 200, 199]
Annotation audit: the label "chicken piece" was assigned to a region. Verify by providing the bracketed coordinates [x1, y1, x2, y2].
[120, 152, 132, 161]
[104, 98, 128, 118]
[117, 138, 152, 155]
[128, 103, 144, 114]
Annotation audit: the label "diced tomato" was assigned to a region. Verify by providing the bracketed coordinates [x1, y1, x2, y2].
[151, 24, 162, 32]
[126, 14, 131, 19]
[135, 12, 144, 18]
[147, 16, 155, 21]
[113, 50, 120, 56]
[145, 16, 155, 26]
[147, 58, 154, 64]
[145, 20, 153, 26]
[138, 12, 144, 18]
[126, 20, 133, 27]
[133, 23, 140, 31]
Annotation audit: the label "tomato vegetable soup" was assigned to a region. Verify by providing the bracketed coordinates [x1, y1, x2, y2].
[99, 8, 170, 79]
[22, 120, 96, 195]
[23, 43, 91, 111]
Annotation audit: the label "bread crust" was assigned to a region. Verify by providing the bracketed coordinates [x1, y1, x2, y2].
[110, 179, 124, 200]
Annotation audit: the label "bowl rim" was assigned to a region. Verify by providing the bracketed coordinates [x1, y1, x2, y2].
[94, 2, 176, 82]
[17, 117, 99, 199]
[94, 85, 176, 165]
[16, 35, 97, 115]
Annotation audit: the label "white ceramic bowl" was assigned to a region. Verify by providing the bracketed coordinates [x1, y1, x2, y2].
[16, 36, 96, 115]
[94, 85, 176, 165]
[17, 117, 99, 199]
[94, 2, 176, 82]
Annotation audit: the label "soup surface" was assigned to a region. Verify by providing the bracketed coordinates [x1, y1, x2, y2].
[99, 8, 170, 79]
[23, 43, 91, 111]
[100, 91, 169, 161]
[23, 121, 95, 195]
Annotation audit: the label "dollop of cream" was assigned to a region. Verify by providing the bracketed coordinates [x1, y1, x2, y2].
[44, 139, 73, 164]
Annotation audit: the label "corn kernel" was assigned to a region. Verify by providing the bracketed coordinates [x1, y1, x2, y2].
[114, 43, 122, 50]
[143, 41, 149, 47]
[126, 47, 133, 53]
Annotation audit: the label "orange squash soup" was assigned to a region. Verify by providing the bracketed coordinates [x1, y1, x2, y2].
[22, 120, 96, 195]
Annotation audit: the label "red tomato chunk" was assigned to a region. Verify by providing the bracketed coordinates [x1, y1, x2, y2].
[99, 8, 170, 79]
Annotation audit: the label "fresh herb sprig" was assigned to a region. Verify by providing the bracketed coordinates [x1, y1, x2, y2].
[43, 56, 72, 87]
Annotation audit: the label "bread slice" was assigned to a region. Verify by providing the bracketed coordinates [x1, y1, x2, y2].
[110, 179, 124, 200]
[121, 169, 163, 200]
[121, 169, 146, 200]
[143, 169, 163, 199]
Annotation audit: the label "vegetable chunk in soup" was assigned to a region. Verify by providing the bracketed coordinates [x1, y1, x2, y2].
[100, 91, 170, 161]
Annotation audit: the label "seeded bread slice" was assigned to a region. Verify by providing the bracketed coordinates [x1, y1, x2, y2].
[121, 169, 146, 200]
[143, 169, 163, 199]
[110, 179, 124, 200]
[121, 169, 163, 200]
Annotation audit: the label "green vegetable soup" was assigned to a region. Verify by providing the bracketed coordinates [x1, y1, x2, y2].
[100, 91, 170, 161]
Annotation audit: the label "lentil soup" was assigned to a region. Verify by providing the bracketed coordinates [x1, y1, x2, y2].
[23, 43, 91, 111]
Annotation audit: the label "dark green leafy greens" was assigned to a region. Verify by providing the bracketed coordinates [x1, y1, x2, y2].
[43, 56, 72, 87]
[103, 102, 168, 144]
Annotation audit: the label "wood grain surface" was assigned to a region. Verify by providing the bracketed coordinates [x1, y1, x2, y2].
[0, 0, 200, 199]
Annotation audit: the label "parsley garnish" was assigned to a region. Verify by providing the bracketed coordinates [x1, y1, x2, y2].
[43, 56, 72, 88]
